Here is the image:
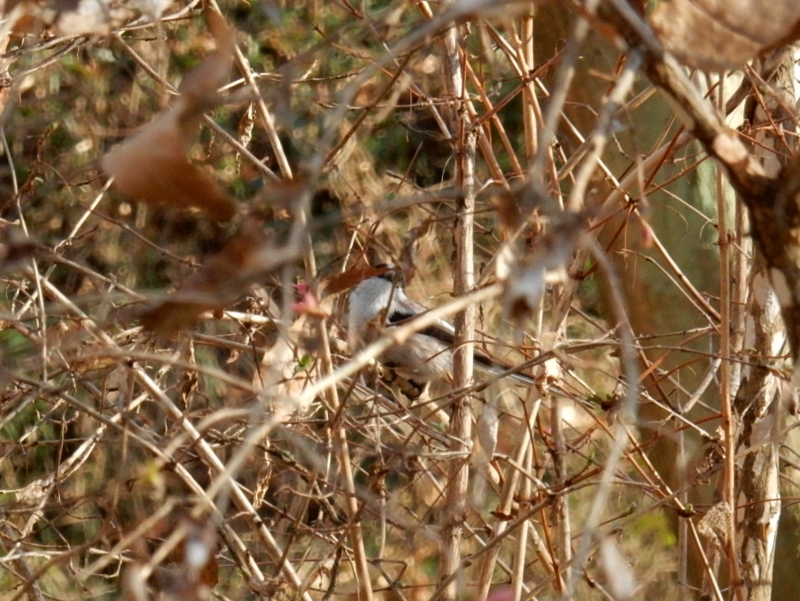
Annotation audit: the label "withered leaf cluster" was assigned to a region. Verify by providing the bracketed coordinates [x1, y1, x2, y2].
[99, 11, 305, 334]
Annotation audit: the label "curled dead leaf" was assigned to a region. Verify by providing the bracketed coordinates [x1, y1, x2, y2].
[320, 263, 393, 297]
[140, 217, 295, 334]
[101, 10, 236, 221]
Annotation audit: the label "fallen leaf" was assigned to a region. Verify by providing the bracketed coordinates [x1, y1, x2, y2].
[101, 10, 236, 221]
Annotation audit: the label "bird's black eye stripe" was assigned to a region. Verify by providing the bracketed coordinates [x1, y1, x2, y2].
[387, 310, 416, 324]
[388, 311, 456, 344]
[473, 353, 496, 370]
[374, 263, 404, 284]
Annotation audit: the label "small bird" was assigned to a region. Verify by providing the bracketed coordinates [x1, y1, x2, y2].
[348, 267, 534, 389]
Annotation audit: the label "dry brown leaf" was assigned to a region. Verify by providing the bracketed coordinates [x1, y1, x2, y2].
[320, 263, 393, 297]
[140, 217, 282, 334]
[651, 0, 800, 70]
[4, 5, 41, 36]
[101, 10, 236, 221]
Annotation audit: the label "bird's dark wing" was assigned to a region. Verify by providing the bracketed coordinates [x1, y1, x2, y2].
[386, 310, 456, 345]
